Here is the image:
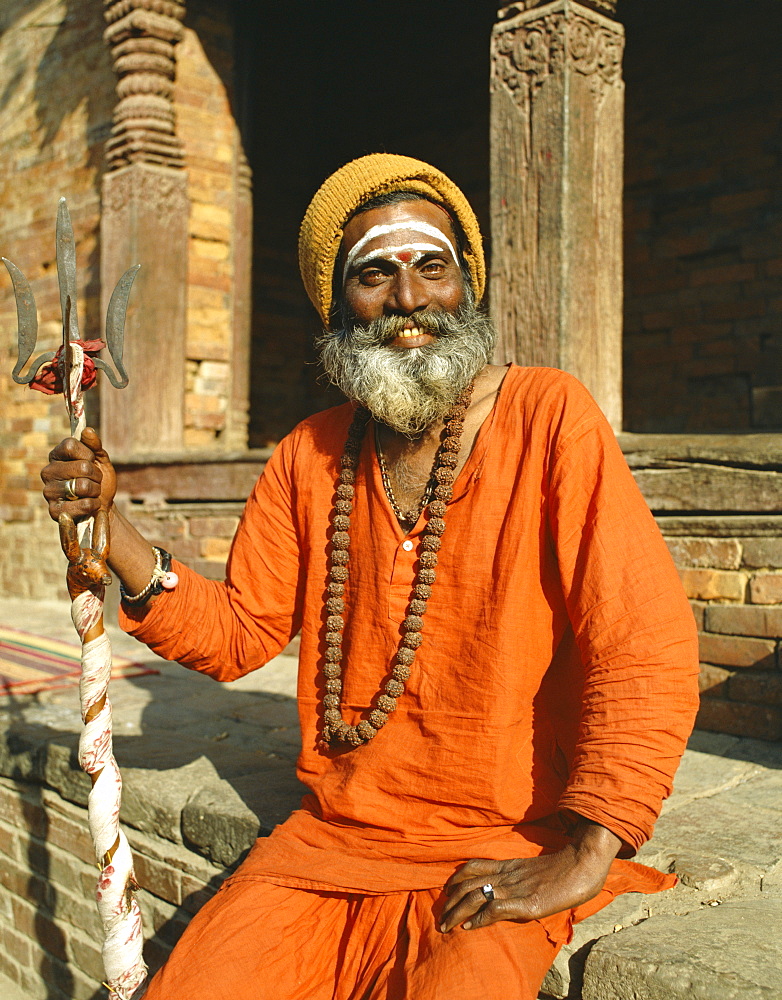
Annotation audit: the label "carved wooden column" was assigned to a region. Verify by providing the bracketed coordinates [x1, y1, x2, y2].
[100, 0, 189, 454]
[491, 0, 624, 428]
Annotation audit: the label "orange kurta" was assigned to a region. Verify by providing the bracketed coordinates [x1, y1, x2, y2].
[124, 365, 699, 948]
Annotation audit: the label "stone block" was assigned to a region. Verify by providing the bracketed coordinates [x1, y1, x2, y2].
[0, 924, 32, 968]
[679, 570, 746, 601]
[689, 601, 707, 630]
[697, 632, 776, 669]
[43, 805, 97, 867]
[748, 573, 782, 604]
[0, 781, 47, 839]
[667, 852, 736, 893]
[741, 537, 782, 569]
[583, 900, 782, 999]
[0, 723, 48, 785]
[46, 886, 103, 942]
[698, 663, 731, 698]
[541, 892, 652, 999]
[728, 671, 782, 707]
[120, 748, 224, 845]
[696, 698, 782, 742]
[133, 851, 182, 907]
[182, 764, 305, 867]
[200, 536, 232, 561]
[192, 237, 229, 261]
[41, 740, 91, 809]
[188, 516, 240, 538]
[705, 603, 782, 638]
[191, 558, 227, 581]
[665, 537, 742, 570]
[67, 927, 105, 982]
[181, 779, 259, 868]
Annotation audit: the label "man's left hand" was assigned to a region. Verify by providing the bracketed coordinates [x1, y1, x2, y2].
[439, 819, 622, 933]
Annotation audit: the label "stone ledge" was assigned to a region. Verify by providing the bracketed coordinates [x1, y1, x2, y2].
[583, 900, 782, 999]
[619, 434, 782, 468]
[0, 722, 306, 867]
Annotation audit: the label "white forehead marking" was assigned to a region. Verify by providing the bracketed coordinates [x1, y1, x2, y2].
[350, 243, 445, 272]
[343, 221, 458, 282]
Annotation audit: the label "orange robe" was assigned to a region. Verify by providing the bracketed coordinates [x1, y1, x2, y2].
[124, 366, 700, 999]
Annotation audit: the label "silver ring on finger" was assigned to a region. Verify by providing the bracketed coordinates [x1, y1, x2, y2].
[63, 478, 79, 501]
[480, 883, 495, 902]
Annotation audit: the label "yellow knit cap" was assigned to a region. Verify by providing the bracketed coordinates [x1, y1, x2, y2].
[299, 153, 485, 329]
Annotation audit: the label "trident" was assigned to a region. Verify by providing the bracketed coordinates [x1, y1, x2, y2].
[3, 199, 148, 1000]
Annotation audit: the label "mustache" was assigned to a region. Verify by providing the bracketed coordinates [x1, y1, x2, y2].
[332, 304, 479, 351]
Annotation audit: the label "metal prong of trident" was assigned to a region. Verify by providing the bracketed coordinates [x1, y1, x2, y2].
[4, 199, 148, 1000]
[5, 197, 138, 430]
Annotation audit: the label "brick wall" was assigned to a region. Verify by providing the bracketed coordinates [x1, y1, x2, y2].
[177, 2, 243, 448]
[662, 526, 782, 741]
[0, 0, 115, 600]
[0, 777, 226, 999]
[622, 0, 782, 432]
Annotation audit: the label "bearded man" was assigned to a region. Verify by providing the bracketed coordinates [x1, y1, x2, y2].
[42, 154, 700, 1000]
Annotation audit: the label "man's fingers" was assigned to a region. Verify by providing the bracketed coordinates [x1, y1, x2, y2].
[444, 858, 505, 892]
[463, 896, 519, 930]
[43, 460, 103, 487]
[440, 883, 492, 933]
[48, 436, 95, 464]
[81, 427, 109, 463]
[440, 876, 507, 932]
[42, 477, 101, 502]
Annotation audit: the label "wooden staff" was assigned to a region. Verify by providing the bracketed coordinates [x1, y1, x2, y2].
[5, 201, 146, 1000]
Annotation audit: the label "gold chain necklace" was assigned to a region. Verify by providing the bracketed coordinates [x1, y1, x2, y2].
[374, 424, 436, 525]
[320, 381, 474, 748]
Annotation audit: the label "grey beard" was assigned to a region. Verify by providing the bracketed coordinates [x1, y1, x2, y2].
[317, 298, 496, 437]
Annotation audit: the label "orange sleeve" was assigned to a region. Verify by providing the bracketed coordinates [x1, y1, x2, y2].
[547, 378, 700, 853]
[120, 430, 305, 682]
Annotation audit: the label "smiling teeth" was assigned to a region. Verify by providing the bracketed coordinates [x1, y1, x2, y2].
[399, 327, 423, 339]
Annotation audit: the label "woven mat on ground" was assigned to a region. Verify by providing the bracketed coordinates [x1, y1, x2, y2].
[0, 625, 158, 696]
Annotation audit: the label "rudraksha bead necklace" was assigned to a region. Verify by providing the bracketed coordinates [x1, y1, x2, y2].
[321, 381, 475, 748]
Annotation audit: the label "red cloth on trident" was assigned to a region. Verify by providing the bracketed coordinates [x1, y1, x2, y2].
[29, 339, 104, 395]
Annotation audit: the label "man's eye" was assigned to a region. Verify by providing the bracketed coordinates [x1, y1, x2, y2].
[359, 269, 386, 285]
[421, 261, 446, 276]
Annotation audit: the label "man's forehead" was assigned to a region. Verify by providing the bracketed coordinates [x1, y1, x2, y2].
[342, 203, 458, 281]
[342, 200, 456, 257]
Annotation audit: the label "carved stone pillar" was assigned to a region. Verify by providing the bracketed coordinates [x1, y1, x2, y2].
[225, 146, 252, 451]
[490, 0, 624, 428]
[100, 0, 189, 455]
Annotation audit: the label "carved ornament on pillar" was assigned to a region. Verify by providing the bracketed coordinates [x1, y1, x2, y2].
[490, 0, 625, 428]
[103, 0, 186, 170]
[494, 8, 623, 101]
[497, 0, 617, 20]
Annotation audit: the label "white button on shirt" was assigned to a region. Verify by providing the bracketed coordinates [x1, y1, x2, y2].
[402, 540, 414, 551]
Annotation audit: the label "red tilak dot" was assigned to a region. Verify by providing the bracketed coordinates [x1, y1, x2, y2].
[397, 250, 412, 262]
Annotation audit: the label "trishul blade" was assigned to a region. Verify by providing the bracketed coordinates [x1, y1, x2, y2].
[95, 264, 141, 389]
[2, 256, 57, 385]
[56, 197, 79, 344]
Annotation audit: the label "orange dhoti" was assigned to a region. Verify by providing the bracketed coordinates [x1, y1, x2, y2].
[144, 877, 560, 1000]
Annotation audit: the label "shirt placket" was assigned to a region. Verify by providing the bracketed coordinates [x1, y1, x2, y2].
[388, 531, 420, 623]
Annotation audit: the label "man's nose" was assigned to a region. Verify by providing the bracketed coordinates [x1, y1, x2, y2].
[386, 269, 430, 315]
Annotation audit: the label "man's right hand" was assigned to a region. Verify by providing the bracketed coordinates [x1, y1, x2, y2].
[41, 427, 116, 522]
